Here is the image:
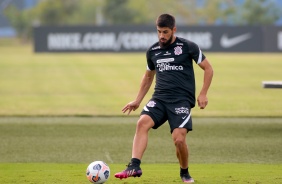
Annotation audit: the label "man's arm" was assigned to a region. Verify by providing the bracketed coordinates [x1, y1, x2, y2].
[122, 70, 155, 115]
[197, 58, 213, 109]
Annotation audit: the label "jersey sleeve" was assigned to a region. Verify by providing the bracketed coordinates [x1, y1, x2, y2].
[187, 41, 206, 64]
[146, 49, 155, 71]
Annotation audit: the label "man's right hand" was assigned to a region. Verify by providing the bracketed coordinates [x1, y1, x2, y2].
[122, 101, 140, 115]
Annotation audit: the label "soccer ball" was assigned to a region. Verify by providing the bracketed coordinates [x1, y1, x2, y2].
[86, 161, 110, 183]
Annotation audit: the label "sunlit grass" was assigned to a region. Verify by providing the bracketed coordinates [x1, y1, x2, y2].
[0, 41, 282, 116]
[0, 117, 281, 184]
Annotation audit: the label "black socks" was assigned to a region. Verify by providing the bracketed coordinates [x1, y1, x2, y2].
[131, 158, 141, 166]
[180, 167, 189, 176]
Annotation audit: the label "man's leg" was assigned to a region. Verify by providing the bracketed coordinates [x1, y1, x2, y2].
[172, 128, 194, 183]
[132, 115, 155, 159]
[115, 115, 154, 179]
[172, 128, 189, 169]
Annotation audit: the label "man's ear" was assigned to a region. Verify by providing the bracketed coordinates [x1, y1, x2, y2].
[173, 27, 177, 33]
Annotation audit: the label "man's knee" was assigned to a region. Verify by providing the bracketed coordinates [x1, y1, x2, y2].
[174, 137, 186, 147]
[136, 115, 154, 131]
[172, 128, 187, 146]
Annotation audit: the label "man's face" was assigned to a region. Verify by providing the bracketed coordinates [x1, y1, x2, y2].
[157, 26, 176, 48]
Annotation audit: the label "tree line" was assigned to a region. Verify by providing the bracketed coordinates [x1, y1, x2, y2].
[3, 0, 282, 40]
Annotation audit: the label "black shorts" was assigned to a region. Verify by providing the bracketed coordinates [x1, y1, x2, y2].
[140, 98, 192, 133]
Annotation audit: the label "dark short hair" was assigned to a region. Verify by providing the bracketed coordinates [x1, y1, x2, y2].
[156, 14, 175, 29]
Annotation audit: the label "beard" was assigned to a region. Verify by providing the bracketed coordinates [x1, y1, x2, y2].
[159, 34, 173, 48]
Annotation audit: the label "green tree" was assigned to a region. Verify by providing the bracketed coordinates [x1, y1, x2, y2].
[192, 0, 281, 25]
[3, 0, 282, 40]
[68, 0, 103, 25]
[34, 0, 79, 25]
[240, 0, 281, 25]
[102, 0, 136, 24]
[126, 0, 199, 25]
[4, 0, 83, 40]
[197, 0, 224, 25]
[3, 5, 34, 40]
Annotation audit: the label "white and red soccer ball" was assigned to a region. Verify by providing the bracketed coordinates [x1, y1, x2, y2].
[86, 161, 110, 183]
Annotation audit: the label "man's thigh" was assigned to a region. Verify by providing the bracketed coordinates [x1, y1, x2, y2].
[166, 100, 192, 133]
[140, 99, 168, 129]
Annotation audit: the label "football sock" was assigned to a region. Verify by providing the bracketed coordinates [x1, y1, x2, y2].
[180, 167, 188, 176]
[131, 158, 141, 166]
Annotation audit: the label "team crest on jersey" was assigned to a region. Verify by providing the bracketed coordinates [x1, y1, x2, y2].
[174, 46, 182, 55]
[147, 101, 156, 107]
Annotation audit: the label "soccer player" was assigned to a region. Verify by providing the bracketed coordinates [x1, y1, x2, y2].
[114, 13, 213, 183]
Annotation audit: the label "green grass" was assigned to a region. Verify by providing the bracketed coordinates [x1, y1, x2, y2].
[0, 42, 282, 116]
[1, 117, 281, 164]
[0, 117, 281, 183]
[0, 163, 281, 184]
[1, 40, 282, 183]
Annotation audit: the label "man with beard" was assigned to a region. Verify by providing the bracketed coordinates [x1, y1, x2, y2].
[114, 14, 213, 183]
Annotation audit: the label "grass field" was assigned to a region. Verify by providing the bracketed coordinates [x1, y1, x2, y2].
[1, 163, 281, 184]
[0, 40, 282, 116]
[0, 39, 282, 183]
[0, 117, 281, 183]
[1, 117, 281, 164]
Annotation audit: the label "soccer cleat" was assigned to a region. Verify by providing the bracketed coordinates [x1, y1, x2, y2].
[181, 174, 194, 183]
[114, 162, 142, 179]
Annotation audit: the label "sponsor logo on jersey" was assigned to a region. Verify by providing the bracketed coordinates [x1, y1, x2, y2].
[155, 52, 162, 56]
[156, 58, 174, 63]
[152, 46, 161, 50]
[157, 63, 183, 72]
[176, 42, 183, 46]
[174, 46, 183, 55]
[156, 58, 183, 72]
[175, 107, 189, 114]
[163, 51, 171, 56]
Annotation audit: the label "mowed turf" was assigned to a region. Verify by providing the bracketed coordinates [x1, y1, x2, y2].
[1, 163, 281, 184]
[0, 41, 282, 116]
[0, 117, 281, 183]
[1, 40, 282, 183]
